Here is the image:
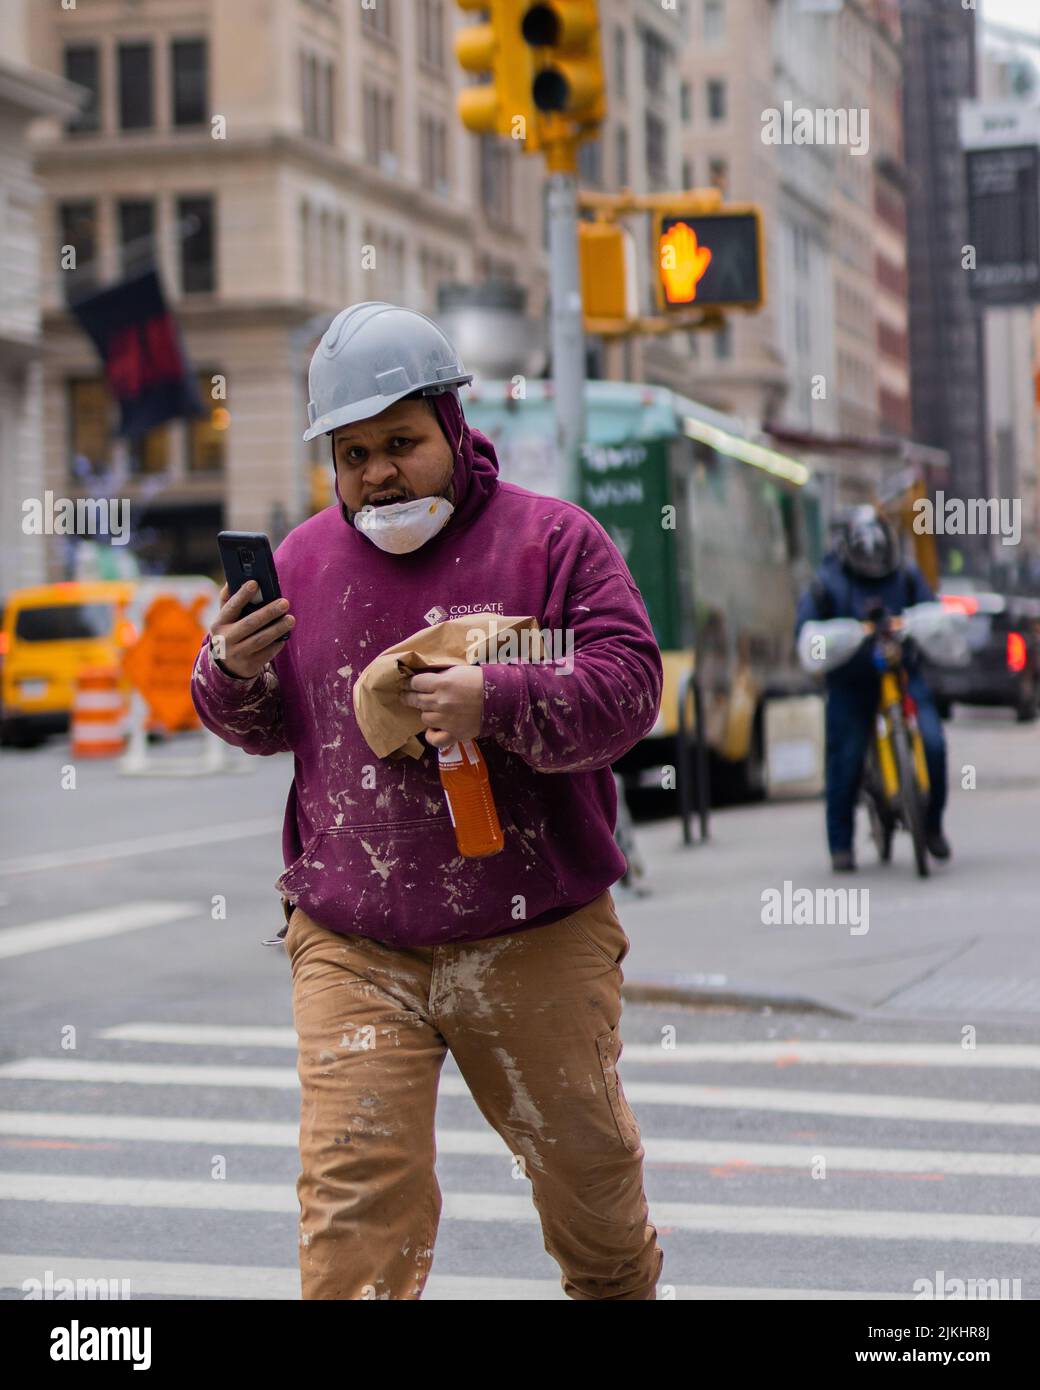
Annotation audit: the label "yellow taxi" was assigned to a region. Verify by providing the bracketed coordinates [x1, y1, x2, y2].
[0, 581, 136, 746]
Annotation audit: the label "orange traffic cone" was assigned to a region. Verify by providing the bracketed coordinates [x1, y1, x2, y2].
[70, 666, 127, 758]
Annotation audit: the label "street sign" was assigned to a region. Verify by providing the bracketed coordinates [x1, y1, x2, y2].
[965, 144, 1040, 306]
[654, 210, 764, 311]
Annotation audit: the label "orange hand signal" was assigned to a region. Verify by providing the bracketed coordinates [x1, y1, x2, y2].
[659, 221, 712, 303]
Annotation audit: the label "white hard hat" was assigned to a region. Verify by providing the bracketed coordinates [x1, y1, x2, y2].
[302, 301, 473, 441]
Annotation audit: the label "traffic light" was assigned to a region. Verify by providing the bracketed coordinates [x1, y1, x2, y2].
[454, 1, 541, 149]
[520, 1, 605, 128]
[653, 208, 764, 311]
[578, 221, 632, 322]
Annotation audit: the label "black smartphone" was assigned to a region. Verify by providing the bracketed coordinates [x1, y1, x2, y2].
[217, 531, 287, 639]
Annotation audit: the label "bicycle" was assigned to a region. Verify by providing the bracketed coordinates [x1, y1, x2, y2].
[859, 608, 932, 878]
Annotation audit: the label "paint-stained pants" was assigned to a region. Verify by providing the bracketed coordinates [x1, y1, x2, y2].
[283, 889, 663, 1300]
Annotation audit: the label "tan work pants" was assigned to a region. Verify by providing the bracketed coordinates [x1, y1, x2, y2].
[284, 889, 663, 1300]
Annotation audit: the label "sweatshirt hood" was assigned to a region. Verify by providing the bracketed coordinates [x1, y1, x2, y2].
[334, 390, 499, 543]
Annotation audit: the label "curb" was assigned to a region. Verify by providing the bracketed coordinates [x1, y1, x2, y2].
[621, 977, 856, 1018]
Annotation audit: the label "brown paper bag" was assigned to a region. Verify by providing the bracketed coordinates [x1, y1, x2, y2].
[351, 612, 545, 760]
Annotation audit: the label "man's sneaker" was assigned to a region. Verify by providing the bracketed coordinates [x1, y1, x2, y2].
[831, 850, 856, 872]
[926, 831, 951, 860]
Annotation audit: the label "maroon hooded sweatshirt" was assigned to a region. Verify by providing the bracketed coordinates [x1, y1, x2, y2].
[190, 393, 663, 947]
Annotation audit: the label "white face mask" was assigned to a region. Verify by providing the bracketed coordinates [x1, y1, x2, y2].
[353, 495, 454, 554]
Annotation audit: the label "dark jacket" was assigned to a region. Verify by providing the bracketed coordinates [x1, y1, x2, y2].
[795, 552, 934, 688]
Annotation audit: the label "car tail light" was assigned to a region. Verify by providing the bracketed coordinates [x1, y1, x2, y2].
[1007, 631, 1027, 673]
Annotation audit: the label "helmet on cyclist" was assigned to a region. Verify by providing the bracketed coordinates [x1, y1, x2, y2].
[836, 505, 900, 579]
[302, 302, 473, 441]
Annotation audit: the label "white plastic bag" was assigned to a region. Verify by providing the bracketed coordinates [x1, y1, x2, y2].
[901, 602, 971, 668]
[797, 618, 867, 674]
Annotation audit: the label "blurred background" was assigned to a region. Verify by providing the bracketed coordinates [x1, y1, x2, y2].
[3, 0, 1040, 1305]
[2, 0, 1039, 586]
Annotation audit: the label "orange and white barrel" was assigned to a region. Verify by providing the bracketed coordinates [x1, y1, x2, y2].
[70, 666, 127, 758]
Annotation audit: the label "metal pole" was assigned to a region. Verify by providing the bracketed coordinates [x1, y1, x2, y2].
[546, 169, 586, 502]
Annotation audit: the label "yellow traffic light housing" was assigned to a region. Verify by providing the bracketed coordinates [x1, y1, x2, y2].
[653, 207, 765, 312]
[578, 221, 630, 322]
[454, 0, 541, 150]
[521, 1, 605, 128]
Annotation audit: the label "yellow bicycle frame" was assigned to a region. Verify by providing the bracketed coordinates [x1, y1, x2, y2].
[874, 668, 930, 802]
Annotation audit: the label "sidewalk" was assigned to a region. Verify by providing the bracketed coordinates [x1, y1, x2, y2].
[615, 715, 1040, 1023]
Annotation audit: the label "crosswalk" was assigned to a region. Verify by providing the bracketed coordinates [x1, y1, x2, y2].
[2, 1020, 1037, 1299]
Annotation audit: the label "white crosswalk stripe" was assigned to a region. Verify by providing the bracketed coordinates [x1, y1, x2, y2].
[2, 1018, 1038, 1299]
[5, 1055, 1040, 1126]
[96, 1025, 1040, 1070]
[0, 904, 199, 959]
[2, 1172, 1037, 1244]
[2, 1109, 1038, 1178]
[0, 1255, 910, 1302]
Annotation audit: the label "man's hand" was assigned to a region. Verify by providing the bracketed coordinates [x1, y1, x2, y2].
[209, 582, 294, 680]
[399, 666, 484, 750]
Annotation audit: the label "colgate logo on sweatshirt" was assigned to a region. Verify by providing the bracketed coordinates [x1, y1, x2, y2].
[424, 602, 504, 625]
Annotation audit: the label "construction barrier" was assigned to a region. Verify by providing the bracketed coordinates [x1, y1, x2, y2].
[118, 576, 244, 777]
[70, 666, 127, 759]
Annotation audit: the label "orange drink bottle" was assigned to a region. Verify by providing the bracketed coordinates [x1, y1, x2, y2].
[438, 740, 505, 858]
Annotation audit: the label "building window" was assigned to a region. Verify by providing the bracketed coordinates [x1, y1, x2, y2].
[704, 0, 725, 44]
[128, 421, 173, 475]
[708, 156, 728, 194]
[188, 372, 227, 473]
[300, 200, 312, 297]
[177, 196, 215, 294]
[578, 138, 602, 187]
[171, 38, 207, 127]
[419, 112, 449, 193]
[714, 320, 732, 360]
[795, 299, 809, 353]
[680, 80, 692, 123]
[118, 42, 153, 130]
[361, 3, 392, 41]
[614, 26, 626, 99]
[118, 200, 155, 278]
[682, 158, 693, 189]
[644, 110, 667, 187]
[479, 135, 512, 227]
[68, 379, 109, 475]
[335, 213, 347, 300]
[363, 87, 396, 169]
[418, 0, 446, 71]
[58, 201, 97, 295]
[616, 125, 629, 186]
[301, 52, 315, 137]
[63, 45, 100, 135]
[300, 52, 334, 141]
[642, 29, 667, 97]
[707, 79, 726, 121]
[322, 61, 335, 142]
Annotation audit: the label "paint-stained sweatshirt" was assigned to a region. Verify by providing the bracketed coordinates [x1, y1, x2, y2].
[190, 393, 663, 947]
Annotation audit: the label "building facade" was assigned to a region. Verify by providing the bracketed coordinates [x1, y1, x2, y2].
[901, 0, 988, 536]
[0, 0, 81, 599]
[26, 0, 547, 577]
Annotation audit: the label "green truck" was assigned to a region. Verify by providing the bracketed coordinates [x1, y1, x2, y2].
[464, 379, 824, 801]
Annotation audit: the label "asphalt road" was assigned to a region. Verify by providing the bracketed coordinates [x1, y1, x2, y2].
[1, 723, 1037, 1300]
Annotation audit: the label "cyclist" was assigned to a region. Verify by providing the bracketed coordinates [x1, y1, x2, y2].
[795, 505, 950, 872]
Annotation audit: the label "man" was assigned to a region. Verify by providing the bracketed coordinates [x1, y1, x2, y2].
[794, 505, 950, 872]
[190, 301, 665, 1300]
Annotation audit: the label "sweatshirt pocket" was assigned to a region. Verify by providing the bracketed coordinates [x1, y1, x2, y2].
[275, 807, 562, 945]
